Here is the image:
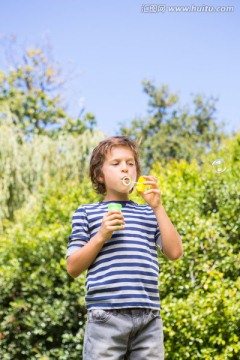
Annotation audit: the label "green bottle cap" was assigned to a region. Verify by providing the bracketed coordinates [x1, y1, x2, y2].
[107, 203, 122, 211]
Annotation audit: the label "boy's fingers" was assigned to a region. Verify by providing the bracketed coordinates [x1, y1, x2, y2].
[142, 175, 158, 180]
[106, 218, 125, 224]
[143, 189, 161, 195]
[107, 221, 125, 229]
[106, 211, 124, 217]
[107, 214, 124, 221]
[143, 181, 158, 186]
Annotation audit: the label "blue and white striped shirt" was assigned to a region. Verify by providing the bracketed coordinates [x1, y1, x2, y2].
[67, 200, 162, 310]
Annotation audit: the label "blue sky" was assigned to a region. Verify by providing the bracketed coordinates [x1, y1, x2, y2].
[1, 0, 239, 135]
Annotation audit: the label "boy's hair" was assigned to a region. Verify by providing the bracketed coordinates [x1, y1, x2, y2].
[89, 136, 141, 195]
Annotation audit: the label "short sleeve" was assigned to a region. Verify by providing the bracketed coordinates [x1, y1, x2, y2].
[66, 206, 90, 257]
[155, 226, 162, 250]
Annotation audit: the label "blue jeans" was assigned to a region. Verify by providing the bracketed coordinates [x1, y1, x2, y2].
[83, 308, 164, 359]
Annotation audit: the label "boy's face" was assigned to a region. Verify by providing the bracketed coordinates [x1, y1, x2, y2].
[99, 146, 137, 199]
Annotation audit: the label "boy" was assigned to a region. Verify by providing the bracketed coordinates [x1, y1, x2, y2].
[66, 136, 183, 359]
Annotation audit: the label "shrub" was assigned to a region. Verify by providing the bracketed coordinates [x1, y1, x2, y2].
[0, 134, 239, 359]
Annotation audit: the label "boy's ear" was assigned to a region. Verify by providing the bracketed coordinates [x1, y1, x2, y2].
[97, 174, 104, 183]
[94, 170, 104, 183]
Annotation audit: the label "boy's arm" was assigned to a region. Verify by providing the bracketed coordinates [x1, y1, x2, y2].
[153, 205, 183, 260]
[67, 232, 106, 278]
[140, 175, 183, 261]
[67, 210, 125, 278]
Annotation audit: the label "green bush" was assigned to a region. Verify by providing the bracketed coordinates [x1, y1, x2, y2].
[0, 135, 239, 359]
[150, 135, 240, 359]
[0, 179, 100, 359]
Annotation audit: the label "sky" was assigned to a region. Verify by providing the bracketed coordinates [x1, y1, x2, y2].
[1, 0, 239, 136]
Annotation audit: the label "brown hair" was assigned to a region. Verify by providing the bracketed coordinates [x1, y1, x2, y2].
[89, 136, 141, 195]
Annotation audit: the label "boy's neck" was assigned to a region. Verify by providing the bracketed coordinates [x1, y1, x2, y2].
[103, 194, 130, 202]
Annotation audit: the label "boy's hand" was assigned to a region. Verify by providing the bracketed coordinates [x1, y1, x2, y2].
[139, 176, 162, 210]
[98, 211, 125, 242]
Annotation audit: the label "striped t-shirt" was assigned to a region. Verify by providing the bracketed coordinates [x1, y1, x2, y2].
[67, 200, 162, 310]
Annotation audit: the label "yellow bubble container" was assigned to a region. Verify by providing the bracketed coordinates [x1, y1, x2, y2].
[136, 176, 146, 192]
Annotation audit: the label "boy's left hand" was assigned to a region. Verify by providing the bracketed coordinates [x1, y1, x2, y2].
[139, 176, 162, 210]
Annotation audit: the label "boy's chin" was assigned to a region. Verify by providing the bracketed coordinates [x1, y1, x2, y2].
[115, 186, 130, 194]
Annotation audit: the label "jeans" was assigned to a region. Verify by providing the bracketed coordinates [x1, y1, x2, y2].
[83, 308, 164, 360]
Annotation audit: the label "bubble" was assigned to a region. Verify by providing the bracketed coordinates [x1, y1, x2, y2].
[212, 158, 226, 173]
[122, 175, 132, 186]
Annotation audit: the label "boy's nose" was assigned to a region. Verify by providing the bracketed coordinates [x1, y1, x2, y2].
[121, 164, 128, 172]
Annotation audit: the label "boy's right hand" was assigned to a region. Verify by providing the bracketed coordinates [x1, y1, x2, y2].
[98, 210, 125, 242]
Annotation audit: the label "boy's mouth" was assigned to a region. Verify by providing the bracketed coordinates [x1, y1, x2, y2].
[121, 175, 132, 186]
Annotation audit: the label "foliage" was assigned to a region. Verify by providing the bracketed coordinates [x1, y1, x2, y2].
[0, 179, 100, 359]
[0, 122, 103, 221]
[149, 134, 240, 359]
[0, 41, 101, 222]
[0, 133, 239, 359]
[120, 81, 225, 171]
[0, 42, 96, 137]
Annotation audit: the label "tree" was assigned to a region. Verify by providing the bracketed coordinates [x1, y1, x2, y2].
[0, 38, 101, 221]
[0, 38, 96, 138]
[0, 121, 103, 221]
[119, 81, 225, 171]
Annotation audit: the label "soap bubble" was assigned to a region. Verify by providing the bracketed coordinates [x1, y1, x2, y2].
[122, 175, 132, 186]
[212, 159, 226, 173]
